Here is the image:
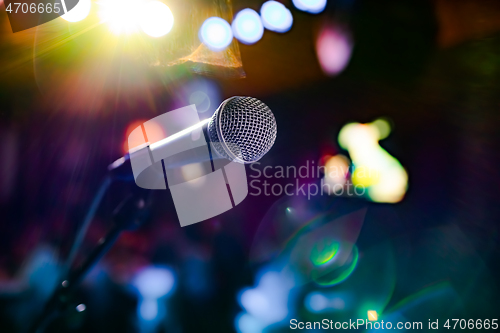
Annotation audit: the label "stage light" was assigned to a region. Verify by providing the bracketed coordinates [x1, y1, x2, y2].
[292, 0, 326, 14]
[61, 0, 91, 22]
[139, 1, 174, 37]
[260, 1, 293, 33]
[232, 9, 264, 45]
[199, 17, 233, 51]
[99, 0, 141, 34]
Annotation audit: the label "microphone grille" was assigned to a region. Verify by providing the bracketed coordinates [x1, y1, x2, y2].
[208, 97, 277, 164]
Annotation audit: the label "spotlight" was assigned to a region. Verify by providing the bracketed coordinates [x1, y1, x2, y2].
[61, 0, 91, 22]
[260, 1, 293, 33]
[139, 1, 174, 37]
[200, 17, 233, 51]
[99, 0, 141, 34]
[292, 0, 326, 14]
[232, 9, 264, 45]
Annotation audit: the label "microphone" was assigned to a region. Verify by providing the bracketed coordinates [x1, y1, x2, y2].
[109, 96, 277, 172]
[30, 98, 278, 332]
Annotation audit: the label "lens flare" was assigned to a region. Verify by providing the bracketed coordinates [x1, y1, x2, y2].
[232, 9, 264, 45]
[312, 244, 359, 286]
[310, 240, 340, 266]
[61, 0, 91, 22]
[200, 17, 233, 51]
[138, 1, 174, 37]
[99, 0, 142, 34]
[260, 1, 293, 33]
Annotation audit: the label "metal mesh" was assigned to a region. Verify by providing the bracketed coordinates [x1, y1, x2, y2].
[208, 97, 277, 164]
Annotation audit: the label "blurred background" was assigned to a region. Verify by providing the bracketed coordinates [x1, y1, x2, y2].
[0, 0, 500, 331]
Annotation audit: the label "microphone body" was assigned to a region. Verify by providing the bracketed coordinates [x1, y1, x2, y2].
[109, 96, 277, 172]
[108, 96, 277, 227]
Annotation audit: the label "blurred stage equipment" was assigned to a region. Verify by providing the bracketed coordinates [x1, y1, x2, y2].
[29, 193, 151, 332]
[29, 96, 277, 331]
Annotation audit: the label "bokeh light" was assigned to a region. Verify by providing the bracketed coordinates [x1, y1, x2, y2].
[316, 25, 353, 76]
[292, 0, 327, 14]
[199, 17, 233, 51]
[138, 1, 174, 38]
[232, 9, 264, 45]
[132, 266, 175, 299]
[323, 154, 350, 190]
[61, 0, 91, 22]
[236, 268, 295, 332]
[123, 120, 166, 154]
[260, 1, 293, 33]
[305, 291, 348, 313]
[132, 265, 176, 327]
[338, 119, 408, 203]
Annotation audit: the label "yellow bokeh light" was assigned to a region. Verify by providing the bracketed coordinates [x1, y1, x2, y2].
[99, 0, 142, 34]
[338, 119, 408, 203]
[352, 165, 380, 187]
[61, 0, 92, 22]
[139, 1, 174, 38]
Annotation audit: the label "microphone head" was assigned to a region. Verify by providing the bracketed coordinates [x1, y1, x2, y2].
[208, 96, 277, 164]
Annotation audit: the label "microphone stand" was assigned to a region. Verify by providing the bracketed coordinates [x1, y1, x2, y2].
[28, 177, 150, 333]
